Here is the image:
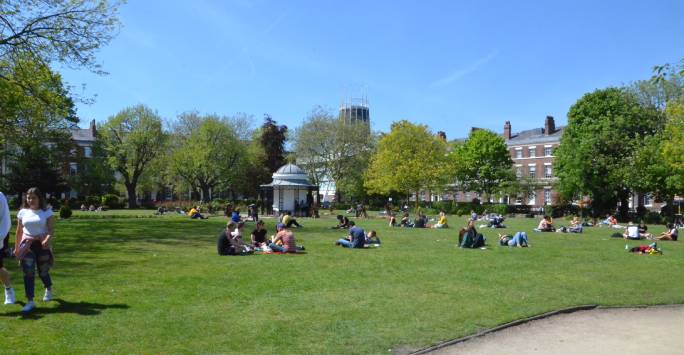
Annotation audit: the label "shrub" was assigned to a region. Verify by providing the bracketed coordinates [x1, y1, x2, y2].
[483, 203, 508, 216]
[9, 196, 21, 209]
[101, 194, 122, 209]
[85, 195, 100, 206]
[643, 211, 662, 224]
[59, 205, 72, 219]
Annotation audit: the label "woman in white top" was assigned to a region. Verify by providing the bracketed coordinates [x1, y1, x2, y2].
[14, 187, 55, 313]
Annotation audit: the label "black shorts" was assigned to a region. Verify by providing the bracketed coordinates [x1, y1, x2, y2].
[0, 234, 8, 268]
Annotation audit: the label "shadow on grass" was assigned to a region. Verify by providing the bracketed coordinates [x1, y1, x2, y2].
[1, 298, 129, 320]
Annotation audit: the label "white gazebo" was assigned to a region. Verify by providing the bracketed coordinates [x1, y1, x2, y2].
[260, 164, 319, 216]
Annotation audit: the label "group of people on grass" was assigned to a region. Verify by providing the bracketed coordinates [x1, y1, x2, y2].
[0, 188, 56, 313]
[217, 219, 305, 255]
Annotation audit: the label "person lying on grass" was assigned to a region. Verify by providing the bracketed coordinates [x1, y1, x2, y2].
[269, 223, 304, 253]
[498, 232, 529, 247]
[332, 215, 350, 229]
[459, 220, 486, 248]
[365, 230, 381, 246]
[656, 224, 678, 241]
[335, 221, 366, 249]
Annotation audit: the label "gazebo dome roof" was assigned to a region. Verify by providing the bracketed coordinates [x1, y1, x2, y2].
[261, 163, 317, 188]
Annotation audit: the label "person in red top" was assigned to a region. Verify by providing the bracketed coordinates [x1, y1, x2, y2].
[269, 224, 304, 253]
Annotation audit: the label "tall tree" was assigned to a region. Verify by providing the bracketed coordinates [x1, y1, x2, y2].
[294, 107, 375, 200]
[260, 115, 287, 173]
[662, 99, 684, 195]
[364, 121, 448, 205]
[448, 129, 515, 202]
[170, 116, 246, 201]
[554, 88, 661, 218]
[0, 0, 122, 73]
[100, 105, 165, 208]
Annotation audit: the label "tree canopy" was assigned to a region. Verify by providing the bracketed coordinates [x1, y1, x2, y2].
[554, 87, 662, 217]
[364, 121, 448, 203]
[448, 129, 515, 201]
[100, 105, 165, 208]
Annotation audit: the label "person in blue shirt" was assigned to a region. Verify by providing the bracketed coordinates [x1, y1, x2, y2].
[335, 221, 366, 248]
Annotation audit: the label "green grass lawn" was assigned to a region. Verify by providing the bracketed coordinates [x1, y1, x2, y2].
[0, 213, 682, 354]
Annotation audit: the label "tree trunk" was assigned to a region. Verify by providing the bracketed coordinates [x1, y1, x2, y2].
[125, 183, 137, 208]
[201, 185, 211, 202]
[618, 194, 629, 221]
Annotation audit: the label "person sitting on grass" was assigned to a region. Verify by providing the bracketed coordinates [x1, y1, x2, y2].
[656, 224, 678, 241]
[250, 220, 268, 248]
[269, 223, 304, 253]
[388, 214, 397, 227]
[638, 221, 652, 239]
[281, 211, 302, 228]
[459, 221, 486, 248]
[623, 221, 642, 240]
[433, 211, 448, 229]
[231, 209, 241, 223]
[335, 221, 366, 249]
[229, 222, 253, 254]
[365, 230, 381, 246]
[413, 214, 428, 228]
[217, 222, 237, 255]
[498, 232, 529, 247]
[188, 206, 207, 219]
[399, 213, 414, 228]
[332, 215, 350, 229]
[533, 215, 555, 232]
[568, 216, 583, 233]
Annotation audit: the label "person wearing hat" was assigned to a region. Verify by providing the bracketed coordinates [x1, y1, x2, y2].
[269, 223, 303, 253]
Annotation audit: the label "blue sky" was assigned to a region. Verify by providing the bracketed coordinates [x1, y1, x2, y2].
[61, 0, 684, 140]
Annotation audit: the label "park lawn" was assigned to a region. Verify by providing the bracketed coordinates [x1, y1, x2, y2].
[0, 214, 681, 354]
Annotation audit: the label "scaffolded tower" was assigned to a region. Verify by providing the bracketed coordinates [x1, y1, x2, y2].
[339, 95, 370, 126]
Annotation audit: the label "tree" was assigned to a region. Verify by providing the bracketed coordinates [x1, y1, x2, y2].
[170, 116, 246, 201]
[0, 0, 122, 73]
[5, 141, 69, 197]
[67, 137, 116, 197]
[100, 105, 165, 208]
[554, 88, 661, 218]
[364, 121, 448, 206]
[448, 129, 515, 202]
[293, 107, 375, 200]
[662, 99, 684, 194]
[259, 115, 287, 173]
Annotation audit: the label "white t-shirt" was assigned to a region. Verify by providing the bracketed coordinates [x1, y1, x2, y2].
[0, 192, 10, 248]
[17, 208, 54, 237]
[626, 225, 639, 239]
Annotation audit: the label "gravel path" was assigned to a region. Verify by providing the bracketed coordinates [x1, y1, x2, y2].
[426, 305, 684, 355]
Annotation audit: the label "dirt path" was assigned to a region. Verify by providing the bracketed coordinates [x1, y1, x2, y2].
[425, 305, 684, 355]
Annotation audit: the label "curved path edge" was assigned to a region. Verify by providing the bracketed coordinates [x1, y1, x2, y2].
[409, 304, 674, 354]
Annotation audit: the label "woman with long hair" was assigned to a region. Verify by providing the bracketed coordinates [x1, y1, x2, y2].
[14, 187, 55, 313]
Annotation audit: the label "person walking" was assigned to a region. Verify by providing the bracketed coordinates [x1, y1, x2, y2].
[14, 188, 55, 313]
[0, 191, 16, 305]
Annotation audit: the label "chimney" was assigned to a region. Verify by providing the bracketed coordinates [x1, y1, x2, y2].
[90, 119, 97, 137]
[503, 121, 511, 140]
[436, 131, 447, 141]
[544, 116, 555, 135]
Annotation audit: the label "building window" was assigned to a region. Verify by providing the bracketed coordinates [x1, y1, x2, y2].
[644, 194, 653, 206]
[544, 189, 551, 205]
[544, 166, 552, 178]
[515, 166, 522, 178]
[544, 146, 553, 156]
[69, 162, 78, 176]
[528, 191, 536, 205]
[515, 148, 522, 159]
[528, 147, 536, 158]
[84, 146, 92, 158]
[528, 165, 536, 178]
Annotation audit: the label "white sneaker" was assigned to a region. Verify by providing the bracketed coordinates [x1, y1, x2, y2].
[43, 289, 53, 302]
[21, 301, 35, 313]
[4, 288, 15, 305]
